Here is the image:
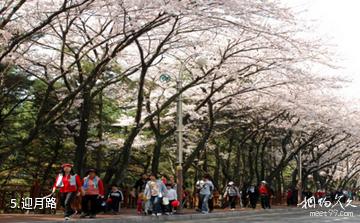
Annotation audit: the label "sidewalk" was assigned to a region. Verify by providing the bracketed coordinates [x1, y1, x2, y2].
[0, 205, 292, 223]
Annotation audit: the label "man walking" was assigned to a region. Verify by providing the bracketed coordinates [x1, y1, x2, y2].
[199, 174, 214, 214]
[259, 181, 270, 209]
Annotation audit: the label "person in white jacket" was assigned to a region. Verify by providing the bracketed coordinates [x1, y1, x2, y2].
[164, 183, 177, 215]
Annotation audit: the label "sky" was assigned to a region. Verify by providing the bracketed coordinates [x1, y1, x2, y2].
[284, 0, 360, 100]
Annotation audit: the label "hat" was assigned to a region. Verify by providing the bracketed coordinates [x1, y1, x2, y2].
[86, 168, 97, 175]
[228, 181, 234, 186]
[261, 180, 267, 184]
[61, 163, 73, 168]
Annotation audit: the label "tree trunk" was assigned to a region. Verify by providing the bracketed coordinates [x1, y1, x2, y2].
[95, 90, 103, 171]
[74, 88, 92, 176]
[214, 145, 220, 188]
[150, 136, 163, 175]
[41, 139, 61, 186]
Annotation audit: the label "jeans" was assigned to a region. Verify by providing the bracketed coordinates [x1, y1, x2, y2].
[200, 194, 210, 213]
[150, 196, 162, 214]
[109, 196, 121, 212]
[249, 194, 257, 209]
[60, 192, 76, 217]
[229, 196, 237, 209]
[82, 195, 99, 215]
[260, 195, 270, 209]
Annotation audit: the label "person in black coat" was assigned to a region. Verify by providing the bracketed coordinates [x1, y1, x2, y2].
[107, 185, 124, 214]
[247, 184, 258, 209]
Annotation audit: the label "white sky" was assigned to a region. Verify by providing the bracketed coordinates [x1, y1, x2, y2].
[284, 0, 360, 100]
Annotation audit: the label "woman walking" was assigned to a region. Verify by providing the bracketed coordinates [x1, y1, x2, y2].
[80, 168, 104, 218]
[52, 163, 83, 221]
[144, 173, 167, 216]
[224, 181, 240, 210]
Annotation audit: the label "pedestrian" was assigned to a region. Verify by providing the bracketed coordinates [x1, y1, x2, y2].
[132, 174, 149, 208]
[51, 163, 83, 221]
[165, 183, 178, 215]
[136, 192, 145, 214]
[286, 188, 292, 206]
[161, 174, 168, 185]
[224, 181, 240, 210]
[144, 173, 167, 216]
[160, 175, 169, 213]
[241, 183, 249, 208]
[169, 175, 177, 190]
[80, 168, 104, 218]
[107, 184, 124, 214]
[259, 181, 270, 209]
[195, 180, 204, 212]
[247, 183, 258, 209]
[303, 188, 312, 200]
[199, 174, 214, 214]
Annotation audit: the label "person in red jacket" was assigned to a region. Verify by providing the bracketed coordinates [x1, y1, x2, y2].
[80, 168, 104, 218]
[259, 181, 271, 209]
[52, 163, 83, 221]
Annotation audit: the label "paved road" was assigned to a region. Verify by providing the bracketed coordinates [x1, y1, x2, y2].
[163, 207, 360, 223]
[2, 206, 360, 222]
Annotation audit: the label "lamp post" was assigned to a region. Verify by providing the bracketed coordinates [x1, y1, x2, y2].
[298, 147, 302, 203]
[295, 139, 302, 204]
[193, 158, 199, 209]
[160, 54, 206, 210]
[175, 54, 206, 211]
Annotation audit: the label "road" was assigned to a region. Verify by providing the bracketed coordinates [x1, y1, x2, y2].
[163, 207, 360, 223]
[1, 206, 359, 222]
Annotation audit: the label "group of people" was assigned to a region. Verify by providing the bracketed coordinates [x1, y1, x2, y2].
[52, 163, 123, 221]
[196, 177, 272, 212]
[223, 180, 272, 210]
[132, 173, 180, 216]
[52, 163, 275, 221]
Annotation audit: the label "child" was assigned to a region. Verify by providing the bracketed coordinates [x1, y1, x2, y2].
[108, 185, 123, 214]
[137, 192, 145, 215]
[165, 183, 177, 215]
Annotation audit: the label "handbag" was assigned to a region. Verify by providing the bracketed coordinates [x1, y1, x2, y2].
[162, 197, 169, 205]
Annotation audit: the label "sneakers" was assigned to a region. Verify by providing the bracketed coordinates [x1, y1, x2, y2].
[231, 208, 235, 211]
[80, 213, 87, 218]
[80, 213, 90, 218]
[157, 213, 162, 216]
[64, 210, 77, 221]
[152, 213, 156, 216]
[89, 214, 96, 218]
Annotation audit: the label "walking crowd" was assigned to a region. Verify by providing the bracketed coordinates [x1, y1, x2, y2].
[52, 163, 276, 221]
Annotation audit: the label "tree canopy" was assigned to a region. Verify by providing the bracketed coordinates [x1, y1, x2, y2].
[1, 0, 359, 195]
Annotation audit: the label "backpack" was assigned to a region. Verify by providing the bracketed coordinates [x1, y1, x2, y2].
[228, 186, 237, 196]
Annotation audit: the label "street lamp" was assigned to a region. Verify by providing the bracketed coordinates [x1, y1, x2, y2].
[295, 140, 302, 203]
[160, 54, 206, 210]
[175, 53, 206, 211]
[193, 158, 199, 209]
